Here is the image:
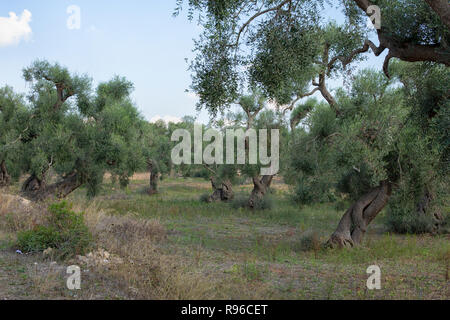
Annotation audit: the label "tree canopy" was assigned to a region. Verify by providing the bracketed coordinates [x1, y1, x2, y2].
[177, 0, 449, 116]
[1, 60, 147, 200]
[177, 0, 449, 246]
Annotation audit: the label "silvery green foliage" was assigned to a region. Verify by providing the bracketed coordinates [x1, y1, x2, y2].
[179, 0, 448, 118]
[0, 86, 30, 181]
[4, 60, 146, 198]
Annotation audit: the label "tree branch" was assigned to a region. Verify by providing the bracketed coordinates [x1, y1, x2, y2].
[352, 0, 450, 70]
[424, 0, 450, 30]
[230, 0, 292, 47]
[383, 52, 393, 78]
[283, 87, 319, 114]
[328, 39, 386, 71]
[203, 164, 217, 176]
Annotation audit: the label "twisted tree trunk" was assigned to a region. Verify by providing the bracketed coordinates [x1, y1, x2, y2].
[327, 181, 392, 248]
[0, 160, 11, 187]
[207, 177, 233, 202]
[248, 175, 273, 209]
[22, 174, 46, 193]
[22, 172, 81, 202]
[417, 188, 445, 233]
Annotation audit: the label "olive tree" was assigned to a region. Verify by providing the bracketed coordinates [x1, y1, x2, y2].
[140, 120, 172, 195]
[0, 86, 30, 187]
[178, 0, 449, 246]
[15, 60, 144, 201]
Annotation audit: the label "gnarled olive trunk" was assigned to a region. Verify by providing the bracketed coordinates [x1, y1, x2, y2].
[207, 177, 233, 202]
[327, 181, 392, 248]
[248, 175, 273, 209]
[22, 174, 46, 193]
[0, 160, 11, 187]
[417, 188, 445, 233]
[22, 172, 81, 202]
[148, 160, 158, 195]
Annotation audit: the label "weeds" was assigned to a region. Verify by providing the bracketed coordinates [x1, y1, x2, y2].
[0, 177, 448, 299]
[17, 201, 92, 258]
[231, 194, 273, 210]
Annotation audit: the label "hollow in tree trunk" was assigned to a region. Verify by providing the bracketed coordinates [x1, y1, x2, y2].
[22, 172, 82, 202]
[327, 181, 392, 248]
[207, 177, 233, 202]
[0, 160, 11, 187]
[248, 175, 273, 209]
[148, 160, 158, 195]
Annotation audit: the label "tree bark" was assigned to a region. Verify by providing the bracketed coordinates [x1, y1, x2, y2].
[0, 160, 11, 187]
[424, 0, 450, 30]
[417, 188, 445, 233]
[352, 0, 450, 71]
[148, 160, 158, 195]
[318, 44, 341, 116]
[169, 161, 176, 178]
[248, 175, 273, 209]
[327, 181, 392, 248]
[22, 172, 81, 202]
[21, 174, 46, 193]
[207, 177, 233, 202]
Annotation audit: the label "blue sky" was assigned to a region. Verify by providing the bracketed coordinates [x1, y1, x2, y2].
[0, 1, 386, 124]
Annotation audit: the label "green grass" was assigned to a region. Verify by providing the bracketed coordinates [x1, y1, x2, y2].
[61, 176, 449, 299]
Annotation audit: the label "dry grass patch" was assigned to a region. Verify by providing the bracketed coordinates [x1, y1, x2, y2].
[0, 193, 46, 232]
[73, 201, 216, 299]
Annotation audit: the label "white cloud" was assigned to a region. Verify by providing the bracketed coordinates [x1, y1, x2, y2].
[0, 10, 32, 47]
[150, 115, 182, 124]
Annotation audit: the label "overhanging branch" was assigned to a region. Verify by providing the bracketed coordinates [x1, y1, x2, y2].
[352, 0, 450, 73]
[423, 0, 450, 30]
[230, 0, 292, 47]
[328, 39, 386, 71]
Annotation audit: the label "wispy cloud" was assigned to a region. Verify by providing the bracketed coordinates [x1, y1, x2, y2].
[0, 10, 32, 47]
[150, 115, 182, 124]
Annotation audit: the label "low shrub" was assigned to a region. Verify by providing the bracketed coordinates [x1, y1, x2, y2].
[253, 196, 273, 210]
[291, 177, 336, 206]
[385, 181, 444, 234]
[199, 193, 210, 203]
[386, 205, 435, 234]
[297, 231, 321, 252]
[17, 201, 92, 258]
[230, 194, 248, 210]
[230, 194, 273, 210]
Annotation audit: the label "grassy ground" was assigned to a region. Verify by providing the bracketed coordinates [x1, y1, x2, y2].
[0, 176, 449, 300]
